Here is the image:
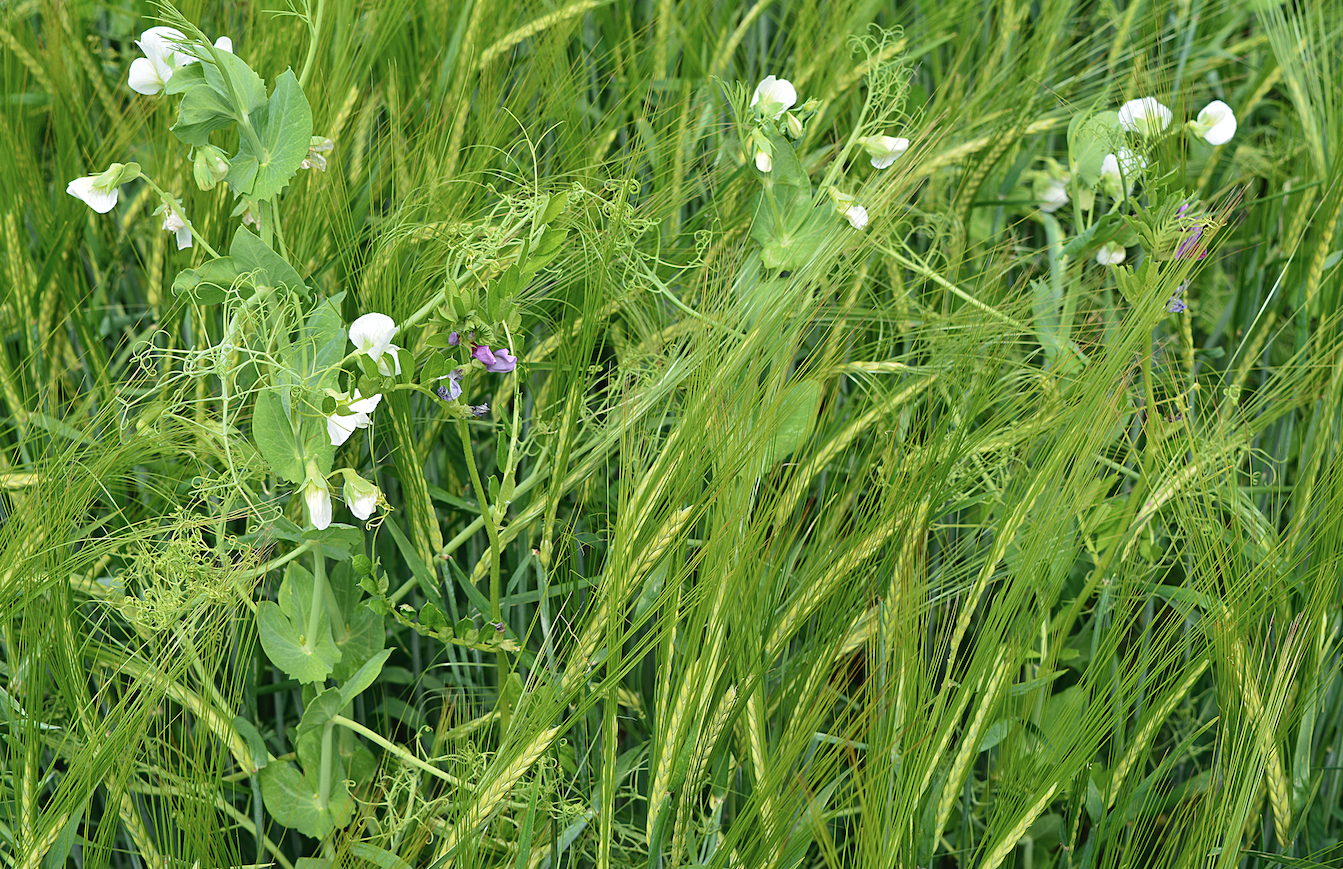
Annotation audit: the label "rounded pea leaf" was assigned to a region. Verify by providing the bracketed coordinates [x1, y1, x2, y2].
[229, 69, 313, 200]
[256, 601, 340, 684]
[252, 389, 303, 484]
[1068, 110, 1122, 189]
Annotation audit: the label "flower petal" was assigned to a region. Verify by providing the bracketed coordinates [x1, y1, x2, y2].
[347, 390, 383, 414]
[345, 478, 378, 520]
[349, 312, 398, 358]
[844, 205, 868, 230]
[66, 176, 119, 213]
[327, 410, 369, 446]
[1117, 97, 1172, 136]
[127, 56, 166, 95]
[374, 344, 403, 377]
[1196, 100, 1236, 145]
[305, 477, 332, 529]
[750, 75, 797, 120]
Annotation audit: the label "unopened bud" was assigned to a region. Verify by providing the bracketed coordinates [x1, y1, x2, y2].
[193, 145, 229, 191]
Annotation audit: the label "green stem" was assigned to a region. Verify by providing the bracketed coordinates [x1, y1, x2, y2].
[456, 420, 502, 624]
[139, 175, 222, 259]
[330, 715, 469, 787]
[305, 541, 325, 650]
[298, 0, 327, 90]
[316, 719, 334, 811]
[455, 417, 510, 731]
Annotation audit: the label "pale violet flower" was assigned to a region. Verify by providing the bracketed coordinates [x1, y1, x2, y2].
[303, 468, 333, 530]
[1096, 242, 1126, 266]
[436, 369, 464, 402]
[1189, 100, 1236, 146]
[1099, 148, 1146, 197]
[844, 205, 868, 230]
[1166, 283, 1188, 314]
[348, 312, 402, 376]
[343, 473, 381, 521]
[66, 162, 140, 213]
[327, 389, 383, 446]
[1117, 97, 1172, 137]
[127, 28, 233, 96]
[750, 76, 797, 121]
[472, 346, 517, 373]
[858, 135, 910, 169]
[159, 202, 192, 250]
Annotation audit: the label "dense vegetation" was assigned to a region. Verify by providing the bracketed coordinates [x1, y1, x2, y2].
[2, 0, 1341, 866]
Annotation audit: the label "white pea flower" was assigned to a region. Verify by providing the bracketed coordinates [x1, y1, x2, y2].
[1096, 241, 1126, 266]
[327, 389, 383, 446]
[752, 130, 773, 172]
[857, 135, 910, 169]
[1117, 97, 1173, 137]
[128, 27, 188, 95]
[784, 113, 804, 139]
[1188, 100, 1236, 146]
[1098, 148, 1146, 197]
[825, 186, 868, 230]
[302, 468, 332, 530]
[342, 473, 381, 521]
[750, 75, 797, 121]
[348, 312, 403, 377]
[1038, 178, 1069, 213]
[128, 27, 233, 96]
[300, 137, 335, 171]
[67, 175, 119, 213]
[158, 201, 192, 250]
[66, 162, 140, 213]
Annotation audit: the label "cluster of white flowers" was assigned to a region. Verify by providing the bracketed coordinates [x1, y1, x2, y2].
[127, 26, 232, 97]
[750, 75, 913, 233]
[1116, 96, 1237, 146]
[67, 26, 235, 248]
[304, 466, 383, 530]
[300, 312, 410, 529]
[1089, 96, 1237, 265]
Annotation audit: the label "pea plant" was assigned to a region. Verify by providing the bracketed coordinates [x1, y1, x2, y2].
[65, 6, 565, 841]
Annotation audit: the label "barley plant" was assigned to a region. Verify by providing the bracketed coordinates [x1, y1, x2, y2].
[2, 0, 1342, 866]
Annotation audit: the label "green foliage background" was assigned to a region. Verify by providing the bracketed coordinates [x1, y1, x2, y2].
[2, 0, 1342, 866]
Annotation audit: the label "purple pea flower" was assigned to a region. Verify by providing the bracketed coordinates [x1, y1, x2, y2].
[1175, 203, 1206, 260]
[470, 404, 489, 416]
[1166, 283, 1188, 314]
[448, 331, 459, 346]
[436, 368, 464, 402]
[472, 345, 517, 374]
